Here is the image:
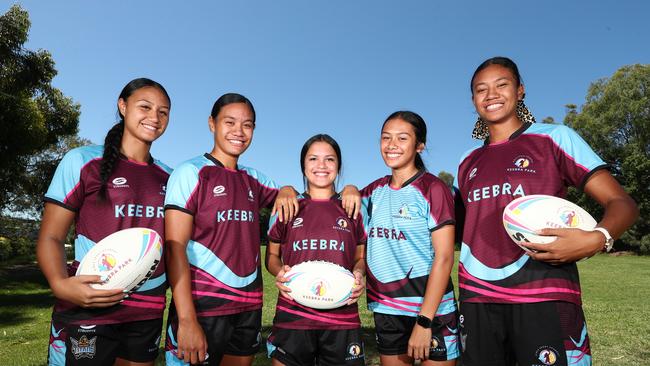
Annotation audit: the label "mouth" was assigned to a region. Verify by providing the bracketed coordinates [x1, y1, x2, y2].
[384, 152, 402, 159]
[141, 123, 159, 131]
[485, 103, 504, 112]
[227, 139, 246, 147]
[312, 171, 330, 177]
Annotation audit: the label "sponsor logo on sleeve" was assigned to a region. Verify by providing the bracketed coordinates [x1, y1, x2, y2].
[469, 168, 478, 181]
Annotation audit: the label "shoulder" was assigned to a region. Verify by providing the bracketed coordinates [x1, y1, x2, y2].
[59, 145, 104, 171]
[413, 173, 452, 197]
[152, 158, 173, 175]
[169, 155, 209, 178]
[522, 123, 582, 144]
[238, 164, 276, 185]
[361, 176, 390, 197]
[458, 143, 484, 166]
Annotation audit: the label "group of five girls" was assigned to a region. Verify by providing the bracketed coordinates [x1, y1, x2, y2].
[37, 56, 638, 366]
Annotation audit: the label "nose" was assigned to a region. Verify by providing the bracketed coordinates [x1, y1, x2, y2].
[486, 85, 499, 100]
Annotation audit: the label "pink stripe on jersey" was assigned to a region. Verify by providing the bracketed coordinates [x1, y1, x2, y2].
[191, 290, 263, 304]
[459, 283, 562, 303]
[277, 305, 358, 326]
[459, 271, 581, 296]
[63, 181, 82, 203]
[193, 268, 263, 297]
[120, 300, 165, 309]
[526, 133, 591, 172]
[371, 291, 422, 307]
[280, 298, 359, 320]
[367, 292, 419, 313]
[129, 293, 166, 303]
[192, 279, 263, 298]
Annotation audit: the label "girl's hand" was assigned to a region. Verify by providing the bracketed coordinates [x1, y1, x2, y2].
[177, 318, 208, 364]
[521, 228, 605, 264]
[341, 185, 361, 219]
[51, 275, 125, 308]
[275, 265, 293, 300]
[347, 270, 365, 305]
[408, 323, 432, 361]
[272, 186, 299, 222]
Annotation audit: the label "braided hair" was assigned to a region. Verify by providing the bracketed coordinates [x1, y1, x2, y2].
[98, 78, 170, 201]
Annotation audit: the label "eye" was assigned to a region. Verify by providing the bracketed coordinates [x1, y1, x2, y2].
[475, 88, 487, 94]
[497, 83, 508, 88]
[326, 157, 336, 162]
[243, 122, 254, 129]
[140, 105, 151, 110]
[159, 110, 168, 117]
[224, 120, 234, 126]
[381, 135, 390, 140]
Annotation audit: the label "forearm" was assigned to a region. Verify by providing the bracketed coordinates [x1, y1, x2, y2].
[419, 255, 453, 319]
[166, 243, 199, 322]
[598, 195, 639, 240]
[266, 251, 284, 277]
[37, 237, 69, 292]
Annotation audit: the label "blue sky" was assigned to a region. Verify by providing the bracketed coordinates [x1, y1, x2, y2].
[9, 1, 650, 189]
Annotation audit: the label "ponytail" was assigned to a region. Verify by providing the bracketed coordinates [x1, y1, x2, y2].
[98, 122, 124, 201]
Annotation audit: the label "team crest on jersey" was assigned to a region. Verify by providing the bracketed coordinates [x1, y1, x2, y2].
[248, 189, 255, 202]
[159, 183, 166, 196]
[345, 342, 364, 361]
[212, 185, 226, 197]
[70, 335, 97, 360]
[393, 204, 412, 220]
[333, 216, 351, 232]
[507, 155, 537, 173]
[292, 217, 304, 228]
[535, 346, 558, 365]
[468, 167, 478, 181]
[111, 177, 129, 188]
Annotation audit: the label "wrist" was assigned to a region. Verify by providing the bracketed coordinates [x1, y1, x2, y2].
[416, 314, 433, 328]
[592, 227, 614, 253]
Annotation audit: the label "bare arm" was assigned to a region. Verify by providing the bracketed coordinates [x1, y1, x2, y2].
[36, 203, 125, 308]
[271, 186, 299, 223]
[347, 244, 366, 305]
[266, 241, 292, 300]
[524, 170, 639, 263]
[408, 224, 455, 361]
[165, 209, 207, 364]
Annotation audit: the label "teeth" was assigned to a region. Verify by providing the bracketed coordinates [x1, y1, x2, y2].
[386, 153, 400, 158]
[228, 139, 244, 146]
[141, 124, 156, 131]
[486, 103, 503, 111]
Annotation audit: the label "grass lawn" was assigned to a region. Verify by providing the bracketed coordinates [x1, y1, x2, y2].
[1, 251, 649, 365]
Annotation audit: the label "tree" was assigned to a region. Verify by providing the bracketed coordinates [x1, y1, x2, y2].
[0, 5, 81, 215]
[564, 64, 650, 253]
[437, 171, 454, 188]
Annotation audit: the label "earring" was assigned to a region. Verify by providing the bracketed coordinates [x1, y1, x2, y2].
[471, 117, 489, 140]
[516, 100, 536, 124]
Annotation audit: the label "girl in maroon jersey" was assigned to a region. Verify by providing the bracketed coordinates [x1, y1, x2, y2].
[457, 56, 638, 366]
[37, 78, 172, 366]
[266, 133, 367, 366]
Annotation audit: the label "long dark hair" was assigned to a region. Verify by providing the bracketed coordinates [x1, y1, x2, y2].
[470, 56, 523, 95]
[210, 93, 256, 122]
[382, 111, 427, 171]
[300, 134, 342, 191]
[98, 78, 170, 200]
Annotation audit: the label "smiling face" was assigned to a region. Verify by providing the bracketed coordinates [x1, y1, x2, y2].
[304, 141, 339, 191]
[471, 64, 525, 125]
[208, 102, 255, 166]
[380, 118, 424, 171]
[118, 86, 170, 145]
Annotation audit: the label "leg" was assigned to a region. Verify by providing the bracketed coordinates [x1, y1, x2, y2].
[317, 328, 365, 366]
[115, 318, 163, 366]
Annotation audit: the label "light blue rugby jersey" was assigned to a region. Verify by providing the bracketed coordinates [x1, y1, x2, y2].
[361, 171, 456, 317]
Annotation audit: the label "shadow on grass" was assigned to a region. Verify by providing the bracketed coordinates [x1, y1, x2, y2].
[0, 263, 54, 326]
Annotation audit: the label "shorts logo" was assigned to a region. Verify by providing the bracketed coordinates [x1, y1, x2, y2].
[70, 335, 97, 360]
[98, 253, 116, 272]
[535, 346, 558, 365]
[430, 337, 439, 349]
[292, 217, 304, 228]
[507, 155, 537, 173]
[469, 168, 478, 180]
[78, 325, 96, 333]
[213, 185, 226, 197]
[333, 217, 351, 232]
[346, 342, 364, 361]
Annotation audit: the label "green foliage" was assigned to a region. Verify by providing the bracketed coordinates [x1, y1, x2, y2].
[437, 170, 454, 188]
[0, 5, 81, 215]
[564, 64, 650, 253]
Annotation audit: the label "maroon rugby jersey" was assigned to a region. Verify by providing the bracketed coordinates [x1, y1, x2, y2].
[164, 154, 279, 316]
[267, 194, 366, 330]
[44, 145, 171, 324]
[456, 123, 607, 304]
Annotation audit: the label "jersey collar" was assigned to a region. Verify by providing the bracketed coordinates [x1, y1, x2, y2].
[391, 169, 425, 188]
[483, 122, 533, 146]
[204, 153, 227, 168]
[118, 153, 154, 165]
[301, 192, 341, 200]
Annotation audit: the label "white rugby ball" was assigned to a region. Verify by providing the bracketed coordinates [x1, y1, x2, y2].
[284, 261, 355, 310]
[503, 195, 597, 251]
[76, 227, 163, 292]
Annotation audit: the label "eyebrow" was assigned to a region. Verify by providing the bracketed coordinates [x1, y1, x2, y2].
[136, 99, 169, 108]
[474, 77, 511, 86]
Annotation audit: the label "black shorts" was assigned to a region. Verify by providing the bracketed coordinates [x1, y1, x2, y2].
[459, 302, 592, 366]
[47, 317, 162, 366]
[373, 312, 459, 361]
[165, 309, 262, 366]
[267, 327, 365, 366]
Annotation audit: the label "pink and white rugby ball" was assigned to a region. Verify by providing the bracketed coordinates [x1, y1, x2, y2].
[503, 195, 597, 251]
[76, 227, 163, 292]
[284, 261, 355, 310]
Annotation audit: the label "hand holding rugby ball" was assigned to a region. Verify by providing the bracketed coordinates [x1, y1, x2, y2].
[283, 261, 355, 309]
[76, 227, 163, 292]
[503, 195, 597, 252]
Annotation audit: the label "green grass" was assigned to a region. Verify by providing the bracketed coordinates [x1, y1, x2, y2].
[1, 252, 649, 365]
